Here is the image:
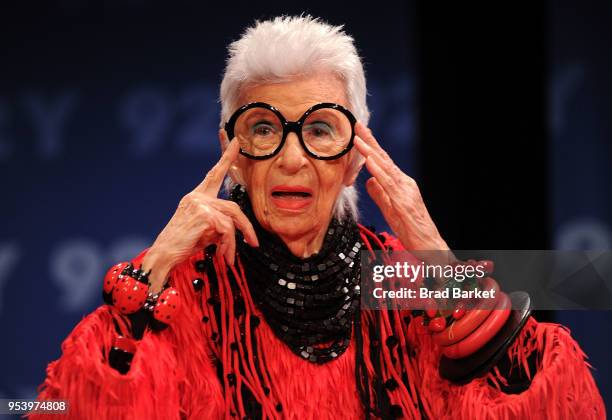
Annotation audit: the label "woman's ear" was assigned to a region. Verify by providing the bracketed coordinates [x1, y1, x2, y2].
[218, 129, 246, 185]
[342, 149, 366, 186]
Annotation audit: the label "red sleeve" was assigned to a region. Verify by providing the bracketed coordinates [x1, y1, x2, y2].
[29, 249, 224, 420]
[409, 315, 606, 419]
[379, 231, 605, 418]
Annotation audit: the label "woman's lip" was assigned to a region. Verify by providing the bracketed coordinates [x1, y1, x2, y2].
[270, 185, 314, 194]
[271, 196, 312, 210]
[270, 194, 314, 210]
[269, 185, 314, 210]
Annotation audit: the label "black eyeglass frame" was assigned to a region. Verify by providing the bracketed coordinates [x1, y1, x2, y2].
[224, 102, 357, 160]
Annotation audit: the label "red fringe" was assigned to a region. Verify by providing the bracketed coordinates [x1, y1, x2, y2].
[29, 232, 606, 419]
[405, 298, 606, 420]
[29, 250, 224, 420]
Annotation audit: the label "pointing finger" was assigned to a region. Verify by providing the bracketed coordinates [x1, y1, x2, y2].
[355, 122, 393, 165]
[194, 139, 241, 196]
[215, 200, 259, 247]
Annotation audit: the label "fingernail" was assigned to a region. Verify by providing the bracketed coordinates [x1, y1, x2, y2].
[242, 237, 257, 247]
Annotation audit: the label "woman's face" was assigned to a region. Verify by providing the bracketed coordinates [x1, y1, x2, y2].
[224, 72, 359, 248]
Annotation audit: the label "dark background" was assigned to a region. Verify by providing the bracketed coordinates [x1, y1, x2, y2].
[1, 0, 610, 413]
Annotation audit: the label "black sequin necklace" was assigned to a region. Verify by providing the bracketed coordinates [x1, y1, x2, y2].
[230, 185, 362, 364]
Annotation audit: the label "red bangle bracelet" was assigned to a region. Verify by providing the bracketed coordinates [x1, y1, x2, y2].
[113, 335, 138, 353]
[109, 335, 138, 374]
[103, 261, 182, 331]
[441, 292, 511, 359]
[104, 262, 129, 294]
[431, 277, 500, 346]
[460, 276, 500, 311]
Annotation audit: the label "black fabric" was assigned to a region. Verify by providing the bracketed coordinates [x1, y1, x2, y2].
[230, 185, 363, 364]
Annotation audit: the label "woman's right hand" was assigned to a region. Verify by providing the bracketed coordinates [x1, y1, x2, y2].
[142, 139, 259, 293]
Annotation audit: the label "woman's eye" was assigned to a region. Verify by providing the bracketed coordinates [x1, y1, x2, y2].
[252, 122, 276, 137]
[305, 122, 333, 138]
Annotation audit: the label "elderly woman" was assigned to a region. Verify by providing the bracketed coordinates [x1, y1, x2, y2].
[33, 16, 603, 420]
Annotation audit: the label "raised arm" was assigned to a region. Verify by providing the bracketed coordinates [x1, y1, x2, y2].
[29, 140, 256, 419]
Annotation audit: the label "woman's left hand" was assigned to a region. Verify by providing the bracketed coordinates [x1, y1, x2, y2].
[354, 121, 450, 252]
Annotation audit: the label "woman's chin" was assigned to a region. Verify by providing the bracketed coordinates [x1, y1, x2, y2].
[254, 202, 330, 243]
[268, 216, 313, 238]
[264, 198, 315, 222]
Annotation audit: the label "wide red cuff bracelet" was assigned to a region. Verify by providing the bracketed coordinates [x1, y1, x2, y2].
[102, 261, 182, 330]
[420, 260, 532, 384]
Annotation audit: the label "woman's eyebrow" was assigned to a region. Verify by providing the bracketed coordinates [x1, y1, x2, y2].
[242, 109, 279, 122]
[304, 112, 341, 126]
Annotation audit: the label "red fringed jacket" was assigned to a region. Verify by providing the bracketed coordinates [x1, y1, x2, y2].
[31, 231, 605, 419]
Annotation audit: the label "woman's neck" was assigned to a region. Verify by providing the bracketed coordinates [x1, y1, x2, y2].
[276, 224, 329, 258]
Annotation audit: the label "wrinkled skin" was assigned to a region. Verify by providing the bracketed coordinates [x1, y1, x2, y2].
[143, 72, 448, 292]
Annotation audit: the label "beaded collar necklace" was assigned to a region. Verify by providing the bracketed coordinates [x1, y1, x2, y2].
[230, 185, 363, 363]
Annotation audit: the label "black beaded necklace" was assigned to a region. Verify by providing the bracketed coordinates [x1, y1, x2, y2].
[230, 185, 362, 364]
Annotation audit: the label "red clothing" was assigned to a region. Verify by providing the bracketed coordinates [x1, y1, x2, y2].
[31, 234, 605, 419]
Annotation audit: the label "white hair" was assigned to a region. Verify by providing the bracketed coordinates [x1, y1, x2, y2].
[219, 15, 369, 221]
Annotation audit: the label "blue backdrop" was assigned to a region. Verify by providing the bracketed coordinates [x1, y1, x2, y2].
[0, 1, 417, 404]
[551, 0, 612, 410]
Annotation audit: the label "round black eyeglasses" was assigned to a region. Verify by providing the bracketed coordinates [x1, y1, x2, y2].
[224, 102, 357, 160]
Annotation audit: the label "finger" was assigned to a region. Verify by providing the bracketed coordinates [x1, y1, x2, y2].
[354, 135, 375, 157]
[217, 216, 235, 266]
[214, 215, 236, 266]
[225, 233, 236, 267]
[366, 177, 393, 212]
[355, 135, 399, 185]
[216, 241, 227, 261]
[356, 135, 407, 185]
[355, 136, 391, 170]
[214, 201, 259, 247]
[364, 156, 397, 193]
[355, 121, 393, 164]
[194, 139, 240, 196]
[211, 210, 228, 260]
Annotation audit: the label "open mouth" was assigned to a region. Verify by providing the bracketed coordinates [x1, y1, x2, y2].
[271, 191, 312, 198]
[270, 185, 314, 210]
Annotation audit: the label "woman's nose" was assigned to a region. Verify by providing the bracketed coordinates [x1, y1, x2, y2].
[276, 132, 308, 173]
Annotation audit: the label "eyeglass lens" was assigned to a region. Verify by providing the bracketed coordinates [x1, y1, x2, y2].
[233, 107, 352, 158]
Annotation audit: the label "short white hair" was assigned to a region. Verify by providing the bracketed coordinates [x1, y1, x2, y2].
[219, 15, 369, 221]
